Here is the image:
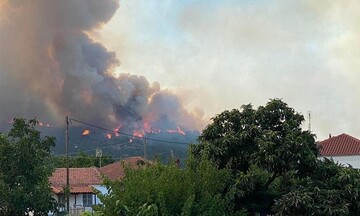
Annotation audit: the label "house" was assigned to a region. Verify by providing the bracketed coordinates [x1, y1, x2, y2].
[318, 133, 360, 168]
[49, 156, 145, 214]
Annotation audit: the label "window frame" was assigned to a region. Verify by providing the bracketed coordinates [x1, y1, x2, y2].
[82, 193, 93, 207]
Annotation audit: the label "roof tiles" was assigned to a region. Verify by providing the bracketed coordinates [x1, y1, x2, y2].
[49, 156, 145, 194]
[319, 133, 360, 156]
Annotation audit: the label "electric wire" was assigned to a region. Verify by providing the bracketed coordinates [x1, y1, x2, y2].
[69, 117, 191, 145]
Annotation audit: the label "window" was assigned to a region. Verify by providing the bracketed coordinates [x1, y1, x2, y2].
[83, 194, 93, 207]
[58, 194, 65, 206]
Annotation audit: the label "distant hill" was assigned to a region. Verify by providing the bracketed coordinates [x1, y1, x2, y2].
[0, 122, 200, 163]
[48, 126, 200, 162]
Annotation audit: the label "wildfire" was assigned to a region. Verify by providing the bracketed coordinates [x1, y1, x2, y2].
[106, 133, 112, 139]
[143, 121, 151, 133]
[141, 121, 161, 134]
[166, 126, 186, 136]
[133, 130, 144, 138]
[82, 130, 90, 135]
[114, 124, 122, 137]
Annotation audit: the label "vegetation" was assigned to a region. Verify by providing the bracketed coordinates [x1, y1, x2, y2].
[0, 118, 57, 215]
[273, 158, 360, 215]
[3, 99, 360, 215]
[190, 99, 360, 215]
[95, 99, 360, 216]
[94, 156, 234, 215]
[51, 151, 114, 168]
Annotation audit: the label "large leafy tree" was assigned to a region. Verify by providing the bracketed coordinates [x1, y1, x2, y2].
[0, 118, 57, 215]
[190, 99, 319, 214]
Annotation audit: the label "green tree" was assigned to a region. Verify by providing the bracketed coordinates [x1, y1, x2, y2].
[94, 156, 235, 216]
[273, 158, 360, 215]
[190, 99, 319, 214]
[0, 118, 57, 215]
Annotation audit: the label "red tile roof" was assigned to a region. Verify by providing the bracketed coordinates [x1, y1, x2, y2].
[51, 186, 95, 194]
[49, 167, 102, 194]
[318, 133, 360, 156]
[49, 156, 145, 194]
[100, 156, 145, 180]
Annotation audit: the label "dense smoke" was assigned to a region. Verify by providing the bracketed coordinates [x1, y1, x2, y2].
[0, 0, 205, 131]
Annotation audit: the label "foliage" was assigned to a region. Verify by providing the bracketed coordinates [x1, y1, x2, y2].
[93, 98, 360, 215]
[190, 99, 319, 214]
[51, 151, 114, 168]
[273, 158, 360, 215]
[79, 211, 99, 216]
[94, 156, 236, 216]
[0, 118, 57, 215]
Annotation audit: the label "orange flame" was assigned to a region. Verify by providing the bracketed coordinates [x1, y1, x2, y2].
[133, 130, 144, 138]
[143, 121, 151, 133]
[142, 120, 161, 134]
[166, 126, 186, 135]
[82, 130, 90, 135]
[114, 124, 121, 137]
[106, 133, 112, 139]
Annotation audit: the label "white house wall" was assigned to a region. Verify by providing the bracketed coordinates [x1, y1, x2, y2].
[321, 155, 360, 168]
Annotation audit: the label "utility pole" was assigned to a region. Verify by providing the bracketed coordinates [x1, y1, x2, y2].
[144, 138, 147, 160]
[65, 116, 70, 213]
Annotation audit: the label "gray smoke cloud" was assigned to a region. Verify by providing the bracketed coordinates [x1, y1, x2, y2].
[0, 0, 205, 131]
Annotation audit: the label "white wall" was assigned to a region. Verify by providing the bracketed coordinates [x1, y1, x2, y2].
[53, 185, 108, 213]
[321, 155, 360, 168]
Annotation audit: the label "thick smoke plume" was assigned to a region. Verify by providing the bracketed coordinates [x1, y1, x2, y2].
[0, 0, 205, 131]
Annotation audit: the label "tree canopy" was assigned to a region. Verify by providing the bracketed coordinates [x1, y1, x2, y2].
[190, 99, 360, 215]
[0, 118, 57, 215]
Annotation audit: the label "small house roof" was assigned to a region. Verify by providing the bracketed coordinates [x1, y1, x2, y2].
[99, 156, 145, 180]
[49, 156, 145, 194]
[319, 133, 360, 156]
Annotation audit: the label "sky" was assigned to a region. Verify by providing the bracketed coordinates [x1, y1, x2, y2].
[0, 0, 359, 140]
[94, 0, 360, 140]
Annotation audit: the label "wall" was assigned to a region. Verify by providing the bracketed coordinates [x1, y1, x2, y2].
[53, 185, 108, 213]
[321, 155, 360, 168]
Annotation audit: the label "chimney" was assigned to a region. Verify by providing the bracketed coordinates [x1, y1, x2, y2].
[329, 133, 332, 138]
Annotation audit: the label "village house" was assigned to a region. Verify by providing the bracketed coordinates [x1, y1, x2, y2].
[49, 156, 145, 215]
[318, 133, 360, 168]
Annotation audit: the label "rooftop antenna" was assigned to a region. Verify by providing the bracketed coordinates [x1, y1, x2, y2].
[308, 111, 311, 132]
[96, 148, 103, 167]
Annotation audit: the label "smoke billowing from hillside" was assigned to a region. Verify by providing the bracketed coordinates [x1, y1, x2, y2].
[0, 0, 205, 131]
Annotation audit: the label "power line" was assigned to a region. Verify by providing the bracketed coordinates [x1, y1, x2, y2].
[69, 118, 191, 145]
[53, 150, 174, 160]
